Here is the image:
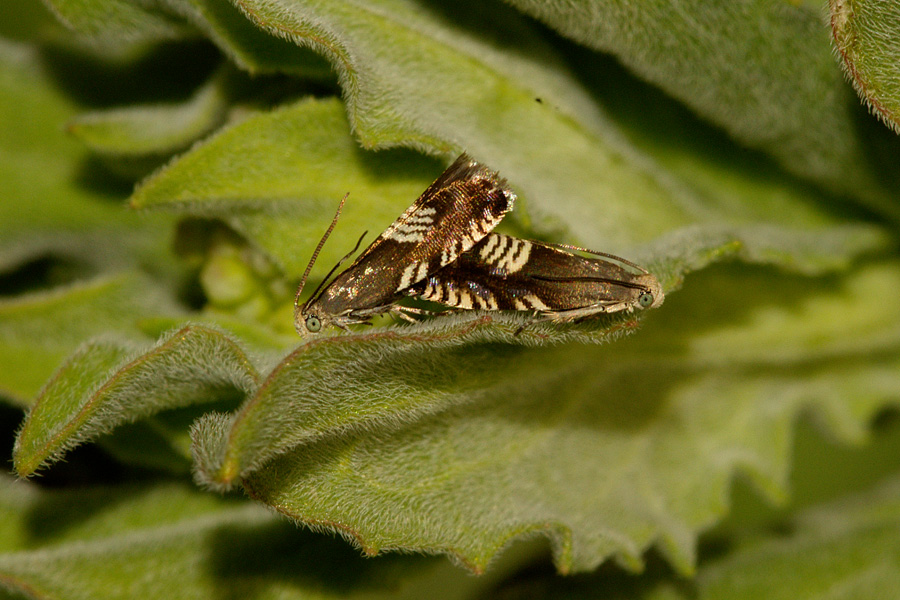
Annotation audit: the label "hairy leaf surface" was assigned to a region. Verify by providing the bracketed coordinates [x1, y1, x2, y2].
[190, 261, 900, 573]
[13, 325, 259, 477]
[504, 0, 900, 216]
[0, 477, 481, 600]
[3, 0, 900, 592]
[830, 0, 900, 133]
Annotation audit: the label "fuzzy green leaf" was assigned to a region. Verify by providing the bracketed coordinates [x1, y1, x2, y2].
[0, 476, 502, 600]
[167, 0, 332, 77]
[496, 470, 900, 599]
[0, 275, 180, 404]
[132, 97, 886, 284]
[504, 0, 900, 217]
[13, 325, 260, 477]
[67, 67, 230, 156]
[830, 0, 900, 133]
[193, 309, 648, 491]
[189, 260, 900, 574]
[41, 0, 193, 45]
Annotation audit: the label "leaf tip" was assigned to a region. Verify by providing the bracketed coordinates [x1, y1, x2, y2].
[11, 446, 40, 479]
[829, 0, 900, 133]
[191, 411, 240, 492]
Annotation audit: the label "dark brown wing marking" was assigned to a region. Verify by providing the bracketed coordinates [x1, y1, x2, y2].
[407, 233, 664, 320]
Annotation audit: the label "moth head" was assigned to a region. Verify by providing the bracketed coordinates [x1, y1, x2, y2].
[634, 274, 664, 310]
[294, 300, 330, 335]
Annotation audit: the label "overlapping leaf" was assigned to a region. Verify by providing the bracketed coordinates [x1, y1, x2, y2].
[505, 0, 900, 216]
[13, 325, 259, 477]
[488, 467, 900, 599]
[67, 66, 231, 157]
[169, 0, 332, 77]
[0, 275, 178, 404]
[4, 0, 900, 593]
[0, 476, 484, 600]
[188, 259, 900, 574]
[41, 0, 193, 46]
[830, 0, 900, 133]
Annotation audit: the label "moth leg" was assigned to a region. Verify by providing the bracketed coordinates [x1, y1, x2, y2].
[394, 310, 419, 324]
[544, 303, 620, 323]
[513, 310, 543, 336]
[396, 305, 434, 316]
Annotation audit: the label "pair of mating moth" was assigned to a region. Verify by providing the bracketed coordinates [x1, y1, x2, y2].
[294, 154, 663, 335]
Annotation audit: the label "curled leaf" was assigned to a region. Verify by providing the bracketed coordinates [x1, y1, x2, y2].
[506, 0, 900, 216]
[0, 275, 178, 403]
[830, 0, 900, 133]
[14, 325, 259, 477]
[68, 66, 231, 157]
[42, 0, 193, 46]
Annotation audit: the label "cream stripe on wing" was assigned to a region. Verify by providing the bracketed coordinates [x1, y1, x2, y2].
[525, 294, 550, 311]
[445, 284, 458, 306]
[485, 234, 509, 264]
[479, 234, 500, 260]
[428, 280, 443, 302]
[502, 239, 531, 274]
[390, 230, 426, 243]
[397, 263, 418, 290]
[456, 289, 473, 309]
[415, 261, 429, 283]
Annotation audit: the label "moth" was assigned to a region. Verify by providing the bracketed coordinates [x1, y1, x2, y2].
[295, 154, 517, 334]
[405, 232, 664, 323]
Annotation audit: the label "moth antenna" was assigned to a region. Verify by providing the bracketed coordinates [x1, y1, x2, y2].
[303, 229, 368, 309]
[295, 193, 349, 309]
[545, 241, 650, 274]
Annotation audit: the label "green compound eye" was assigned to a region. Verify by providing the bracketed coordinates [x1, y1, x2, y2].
[638, 292, 654, 308]
[305, 315, 322, 333]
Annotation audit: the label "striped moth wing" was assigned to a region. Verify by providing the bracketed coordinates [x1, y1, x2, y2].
[297, 154, 516, 333]
[406, 233, 664, 321]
